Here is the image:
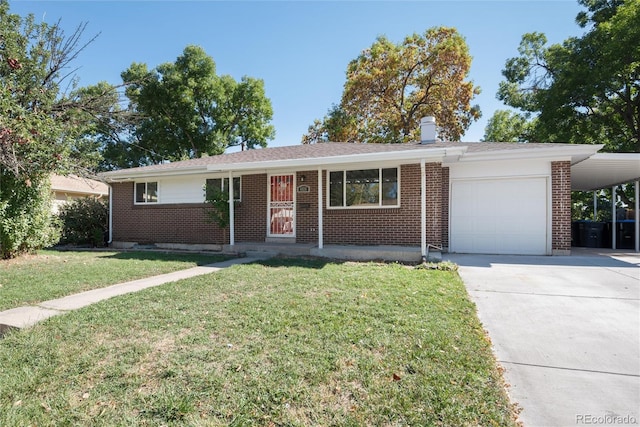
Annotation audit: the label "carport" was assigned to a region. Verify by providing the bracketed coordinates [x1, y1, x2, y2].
[571, 153, 640, 252]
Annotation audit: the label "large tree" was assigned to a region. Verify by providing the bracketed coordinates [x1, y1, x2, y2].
[101, 46, 275, 168]
[0, 0, 120, 258]
[482, 110, 534, 142]
[303, 27, 481, 144]
[494, 0, 640, 152]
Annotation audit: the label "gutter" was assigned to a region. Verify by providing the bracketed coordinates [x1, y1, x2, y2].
[100, 164, 209, 182]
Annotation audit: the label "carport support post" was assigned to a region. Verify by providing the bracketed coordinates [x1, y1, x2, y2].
[633, 181, 640, 252]
[611, 186, 616, 250]
[228, 171, 235, 246]
[317, 167, 323, 250]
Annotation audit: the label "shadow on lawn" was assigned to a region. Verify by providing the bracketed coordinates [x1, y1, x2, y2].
[253, 256, 344, 270]
[94, 250, 342, 269]
[95, 250, 231, 266]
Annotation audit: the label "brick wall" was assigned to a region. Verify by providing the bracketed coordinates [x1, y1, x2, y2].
[441, 167, 450, 250]
[111, 164, 444, 248]
[425, 163, 442, 247]
[235, 174, 267, 242]
[296, 170, 320, 243]
[111, 182, 222, 244]
[321, 163, 441, 246]
[551, 161, 572, 254]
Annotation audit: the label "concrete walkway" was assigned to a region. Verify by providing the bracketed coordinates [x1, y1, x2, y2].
[0, 256, 270, 330]
[446, 250, 640, 427]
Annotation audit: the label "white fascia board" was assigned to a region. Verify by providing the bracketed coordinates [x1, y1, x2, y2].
[206, 147, 466, 172]
[100, 165, 209, 182]
[588, 152, 640, 161]
[458, 144, 602, 164]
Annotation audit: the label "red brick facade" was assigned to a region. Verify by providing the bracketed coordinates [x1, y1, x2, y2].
[111, 175, 268, 245]
[441, 167, 450, 250]
[111, 182, 222, 244]
[111, 163, 449, 248]
[110, 161, 570, 254]
[425, 163, 442, 247]
[321, 164, 423, 246]
[551, 161, 572, 254]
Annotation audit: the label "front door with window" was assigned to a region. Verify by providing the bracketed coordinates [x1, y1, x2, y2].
[268, 174, 295, 237]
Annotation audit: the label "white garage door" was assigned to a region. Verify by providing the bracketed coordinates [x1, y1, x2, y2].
[450, 177, 548, 255]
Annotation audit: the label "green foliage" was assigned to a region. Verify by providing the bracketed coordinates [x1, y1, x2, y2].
[57, 197, 108, 246]
[496, 0, 640, 152]
[304, 27, 481, 144]
[203, 184, 231, 231]
[102, 45, 275, 168]
[0, 0, 120, 257]
[0, 174, 59, 259]
[0, 0, 121, 178]
[482, 109, 535, 142]
[571, 186, 636, 221]
[301, 104, 358, 143]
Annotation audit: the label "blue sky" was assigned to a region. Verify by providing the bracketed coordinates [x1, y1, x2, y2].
[11, 0, 585, 148]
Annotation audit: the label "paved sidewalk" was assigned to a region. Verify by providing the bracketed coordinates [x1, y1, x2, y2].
[0, 255, 270, 330]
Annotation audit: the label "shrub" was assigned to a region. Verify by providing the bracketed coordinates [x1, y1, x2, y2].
[57, 197, 108, 246]
[0, 175, 60, 259]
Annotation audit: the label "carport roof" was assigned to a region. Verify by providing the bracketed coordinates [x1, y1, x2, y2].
[571, 153, 640, 191]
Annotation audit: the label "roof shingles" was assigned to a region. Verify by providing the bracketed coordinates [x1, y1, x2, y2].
[101, 141, 593, 179]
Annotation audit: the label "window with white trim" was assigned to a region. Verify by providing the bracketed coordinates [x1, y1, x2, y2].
[205, 177, 241, 201]
[328, 167, 399, 208]
[135, 181, 158, 203]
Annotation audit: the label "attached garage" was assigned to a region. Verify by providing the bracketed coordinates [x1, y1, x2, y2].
[450, 177, 549, 255]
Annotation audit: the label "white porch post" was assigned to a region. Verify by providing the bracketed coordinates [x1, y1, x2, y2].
[611, 186, 616, 250]
[635, 180, 639, 253]
[593, 191, 598, 220]
[420, 159, 426, 260]
[228, 171, 235, 246]
[318, 168, 323, 249]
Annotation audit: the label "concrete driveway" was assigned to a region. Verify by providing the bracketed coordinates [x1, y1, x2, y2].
[445, 249, 639, 427]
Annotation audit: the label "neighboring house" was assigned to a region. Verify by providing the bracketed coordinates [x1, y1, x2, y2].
[101, 118, 640, 259]
[50, 174, 109, 213]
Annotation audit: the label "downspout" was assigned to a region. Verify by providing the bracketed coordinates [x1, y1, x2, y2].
[228, 171, 235, 247]
[317, 167, 323, 249]
[107, 183, 113, 245]
[420, 159, 427, 262]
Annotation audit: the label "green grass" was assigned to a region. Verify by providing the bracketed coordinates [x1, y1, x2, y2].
[0, 258, 518, 426]
[0, 250, 229, 311]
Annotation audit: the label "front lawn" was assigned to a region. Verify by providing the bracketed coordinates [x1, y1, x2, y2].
[0, 250, 229, 311]
[0, 258, 518, 426]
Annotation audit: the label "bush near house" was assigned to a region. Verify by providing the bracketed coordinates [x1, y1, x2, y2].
[0, 176, 60, 259]
[57, 198, 108, 246]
